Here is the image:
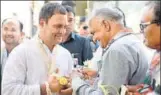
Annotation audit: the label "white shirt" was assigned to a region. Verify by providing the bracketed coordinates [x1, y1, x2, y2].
[2, 37, 74, 95]
[1, 47, 8, 73]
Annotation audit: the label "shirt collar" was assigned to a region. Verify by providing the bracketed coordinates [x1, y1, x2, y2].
[103, 31, 132, 51]
[2, 47, 8, 57]
[2, 47, 10, 57]
[63, 32, 76, 43]
[70, 32, 76, 40]
[113, 31, 132, 41]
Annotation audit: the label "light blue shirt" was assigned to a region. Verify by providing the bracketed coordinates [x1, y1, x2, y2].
[72, 32, 149, 95]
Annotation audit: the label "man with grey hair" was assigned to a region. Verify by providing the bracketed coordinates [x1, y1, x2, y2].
[69, 7, 149, 95]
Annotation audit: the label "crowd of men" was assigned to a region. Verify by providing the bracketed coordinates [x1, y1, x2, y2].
[0, 1, 160, 95]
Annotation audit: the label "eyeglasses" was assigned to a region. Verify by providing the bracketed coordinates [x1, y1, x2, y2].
[83, 26, 88, 30]
[140, 20, 159, 33]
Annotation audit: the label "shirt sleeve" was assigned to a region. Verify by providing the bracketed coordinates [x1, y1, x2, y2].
[1, 47, 41, 95]
[72, 46, 136, 95]
[72, 77, 104, 95]
[82, 38, 93, 63]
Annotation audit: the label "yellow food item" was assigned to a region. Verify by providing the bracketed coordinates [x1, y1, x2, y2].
[58, 77, 68, 85]
[51, 73, 68, 86]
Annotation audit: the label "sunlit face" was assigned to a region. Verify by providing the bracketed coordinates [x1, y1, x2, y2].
[2, 19, 22, 46]
[89, 17, 111, 48]
[140, 6, 160, 49]
[40, 13, 68, 45]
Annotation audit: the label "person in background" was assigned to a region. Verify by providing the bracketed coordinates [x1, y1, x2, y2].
[78, 16, 90, 37]
[79, 16, 99, 52]
[125, 1, 160, 95]
[60, 5, 93, 66]
[61, 0, 76, 9]
[1, 18, 24, 73]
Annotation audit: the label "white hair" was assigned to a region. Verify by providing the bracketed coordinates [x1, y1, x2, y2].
[87, 7, 124, 26]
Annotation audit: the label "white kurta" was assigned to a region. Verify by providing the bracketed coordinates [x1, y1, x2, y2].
[2, 38, 74, 95]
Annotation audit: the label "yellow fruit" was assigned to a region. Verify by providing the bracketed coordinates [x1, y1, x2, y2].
[58, 77, 68, 86]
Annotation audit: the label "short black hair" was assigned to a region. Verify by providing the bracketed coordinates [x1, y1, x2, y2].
[146, 1, 161, 25]
[2, 18, 23, 32]
[80, 16, 86, 23]
[63, 5, 75, 16]
[62, 1, 76, 8]
[39, 3, 66, 23]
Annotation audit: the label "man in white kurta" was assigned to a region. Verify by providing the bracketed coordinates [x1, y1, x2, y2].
[2, 3, 73, 95]
[2, 35, 73, 95]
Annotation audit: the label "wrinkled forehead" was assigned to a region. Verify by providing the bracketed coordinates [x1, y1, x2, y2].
[140, 6, 154, 23]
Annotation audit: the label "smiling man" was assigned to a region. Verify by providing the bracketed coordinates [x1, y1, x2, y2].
[70, 7, 149, 95]
[2, 3, 73, 95]
[1, 18, 24, 72]
[125, 1, 160, 95]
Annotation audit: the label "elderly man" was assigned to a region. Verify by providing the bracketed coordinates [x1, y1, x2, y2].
[68, 7, 149, 95]
[1, 18, 24, 73]
[125, 1, 160, 95]
[2, 3, 73, 95]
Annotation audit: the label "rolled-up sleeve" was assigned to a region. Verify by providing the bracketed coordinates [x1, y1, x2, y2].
[2, 48, 40, 95]
[72, 77, 104, 95]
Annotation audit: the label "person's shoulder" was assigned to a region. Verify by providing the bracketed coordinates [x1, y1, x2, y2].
[10, 39, 35, 55]
[73, 33, 86, 40]
[56, 45, 72, 56]
[111, 33, 142, 49]
[108, 33, 146, 57]
[18, 39, 35, 49]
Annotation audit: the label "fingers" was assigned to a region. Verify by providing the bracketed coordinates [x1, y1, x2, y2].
[136, 84, 144, 88]
[60, 88, 73, 95]
[126, 84, 144, 92]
